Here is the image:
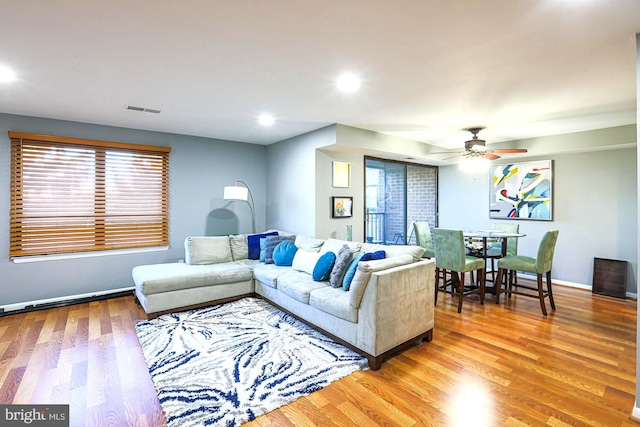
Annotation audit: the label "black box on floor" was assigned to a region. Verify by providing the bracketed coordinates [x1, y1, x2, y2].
[592, 257, 627, 299]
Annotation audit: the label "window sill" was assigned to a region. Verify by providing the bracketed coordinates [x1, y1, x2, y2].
[12, 246, 169, 264]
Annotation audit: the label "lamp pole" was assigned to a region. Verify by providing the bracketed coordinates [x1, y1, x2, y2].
[236, 180, 256, 233]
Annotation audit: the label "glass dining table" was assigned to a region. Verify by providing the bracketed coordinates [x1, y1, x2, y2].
[463, 230, 527, 294]
[464, 230, 526, 256]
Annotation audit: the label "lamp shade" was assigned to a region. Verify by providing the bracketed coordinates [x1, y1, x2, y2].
[223, 185, 249, 201]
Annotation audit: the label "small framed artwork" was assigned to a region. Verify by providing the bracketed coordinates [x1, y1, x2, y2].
[332, 161, 351, 188]
[331, 196, 353, 218]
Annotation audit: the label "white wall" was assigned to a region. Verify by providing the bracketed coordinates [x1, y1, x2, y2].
[266, 125, 336, 236]
[315, 150, 364, 241]
[0, 113, 266, 307]
[439, 147, 638, 292]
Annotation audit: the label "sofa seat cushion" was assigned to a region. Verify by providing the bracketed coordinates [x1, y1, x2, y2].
[277, 270, 327, 304]
[252, 263, 292, 289]
[133, 260, 256, 295]
[309, 286, 357, 323]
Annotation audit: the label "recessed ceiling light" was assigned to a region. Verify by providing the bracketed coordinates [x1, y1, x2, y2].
[258, 114, 275, 126]
[0, 66, 17, 83]
[337, 73, 361, 93]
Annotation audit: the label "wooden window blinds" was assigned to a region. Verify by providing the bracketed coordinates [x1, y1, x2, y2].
[9, 132, 170, 258]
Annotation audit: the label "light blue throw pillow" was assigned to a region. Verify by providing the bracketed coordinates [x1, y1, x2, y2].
[312, 252, 336, 281]
[343, 252, 364, 291]
[259, 237, 268, 262]
[273, 241, 298, 266]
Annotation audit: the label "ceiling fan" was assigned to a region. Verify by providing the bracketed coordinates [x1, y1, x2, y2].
[440, 127, 528, 161]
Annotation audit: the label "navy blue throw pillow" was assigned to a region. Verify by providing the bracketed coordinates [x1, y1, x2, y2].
[247, 231, 278, 260]
[360, 250, 386, 262]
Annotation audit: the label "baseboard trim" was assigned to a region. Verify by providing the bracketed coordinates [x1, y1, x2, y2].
[515, 273, 637, 300]
[0, 287, 135, 317]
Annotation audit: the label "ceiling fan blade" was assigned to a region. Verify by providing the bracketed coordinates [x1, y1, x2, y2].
[491, 148, 528, 154]
[442, 153, 463, 161]
[484, 153, 501, 160]
[430, 150, 465, 155]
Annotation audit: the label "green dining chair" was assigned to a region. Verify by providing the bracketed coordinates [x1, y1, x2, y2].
[433, 228, 486, 313]
[486, 222, 520, 282]
[413, 221, 435, 258]
[495, 230, 559, 316]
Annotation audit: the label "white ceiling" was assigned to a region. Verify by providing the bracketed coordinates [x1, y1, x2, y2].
[0, 1, 638, 151]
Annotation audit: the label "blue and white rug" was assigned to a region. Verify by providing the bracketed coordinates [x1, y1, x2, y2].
[135, 297, 368, 426]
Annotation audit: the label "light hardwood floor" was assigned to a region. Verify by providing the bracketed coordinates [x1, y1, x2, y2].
[0, 283, 638, 426]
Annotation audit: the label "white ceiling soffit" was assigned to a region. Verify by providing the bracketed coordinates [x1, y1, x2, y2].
[0, 0, 638, 150]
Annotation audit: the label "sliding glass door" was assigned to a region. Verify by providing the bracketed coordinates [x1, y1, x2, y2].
[365, 157, 438, 245]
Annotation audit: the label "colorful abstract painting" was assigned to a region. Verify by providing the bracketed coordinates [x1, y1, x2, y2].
[489, 160, 552, 220]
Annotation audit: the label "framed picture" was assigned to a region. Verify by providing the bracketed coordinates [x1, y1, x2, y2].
[332, 161, 351, 188]
[331, 196, 353, 218]
[489, 160, 552, 220]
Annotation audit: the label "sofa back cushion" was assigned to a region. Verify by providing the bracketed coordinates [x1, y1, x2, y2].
[294, 235, 325, 253]
[320, 238, 361, 256]
[229, 234, 248, 260]
[184, 236, 233, 265]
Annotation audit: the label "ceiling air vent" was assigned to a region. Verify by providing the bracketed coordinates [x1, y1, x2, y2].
[126, 105, 161, 114]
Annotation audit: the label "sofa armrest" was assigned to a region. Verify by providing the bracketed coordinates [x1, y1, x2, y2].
[356, 259, 435, 356]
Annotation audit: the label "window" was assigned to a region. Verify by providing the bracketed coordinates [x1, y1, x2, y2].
[364, 157, 438, 245]
[9, 132, 170, 258]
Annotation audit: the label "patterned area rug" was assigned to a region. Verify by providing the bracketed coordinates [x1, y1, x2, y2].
[136, 297, 368, 426]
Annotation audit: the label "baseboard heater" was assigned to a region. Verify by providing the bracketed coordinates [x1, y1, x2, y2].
[0, 287, 135, 317]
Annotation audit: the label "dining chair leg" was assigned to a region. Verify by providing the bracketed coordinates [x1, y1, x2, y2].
[536, 273, 548, 316]
[546, 271, 556, 310]
[495, 268, 503, 304]
[490, 258, 497, 283]
[457, 272, 466, 313]
[434, 268, 440, 305]
[479, 268, 486, 305]
[508, 270, 514, 298]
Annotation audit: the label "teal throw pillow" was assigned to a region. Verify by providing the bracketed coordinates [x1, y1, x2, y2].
[312, 252, 336, 281]
[273, 241, 298, 266]
[343, 252, 364, 291]
[264, 235, 296, 264]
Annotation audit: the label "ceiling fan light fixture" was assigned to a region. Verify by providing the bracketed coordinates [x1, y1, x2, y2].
[469, 142, 487, 152]
[459, 155, 490, 172]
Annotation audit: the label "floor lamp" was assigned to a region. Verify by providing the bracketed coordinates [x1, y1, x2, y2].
[223, 180, 256, 233]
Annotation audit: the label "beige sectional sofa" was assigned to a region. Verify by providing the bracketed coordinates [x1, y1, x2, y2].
[132, 232, 435, 370]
